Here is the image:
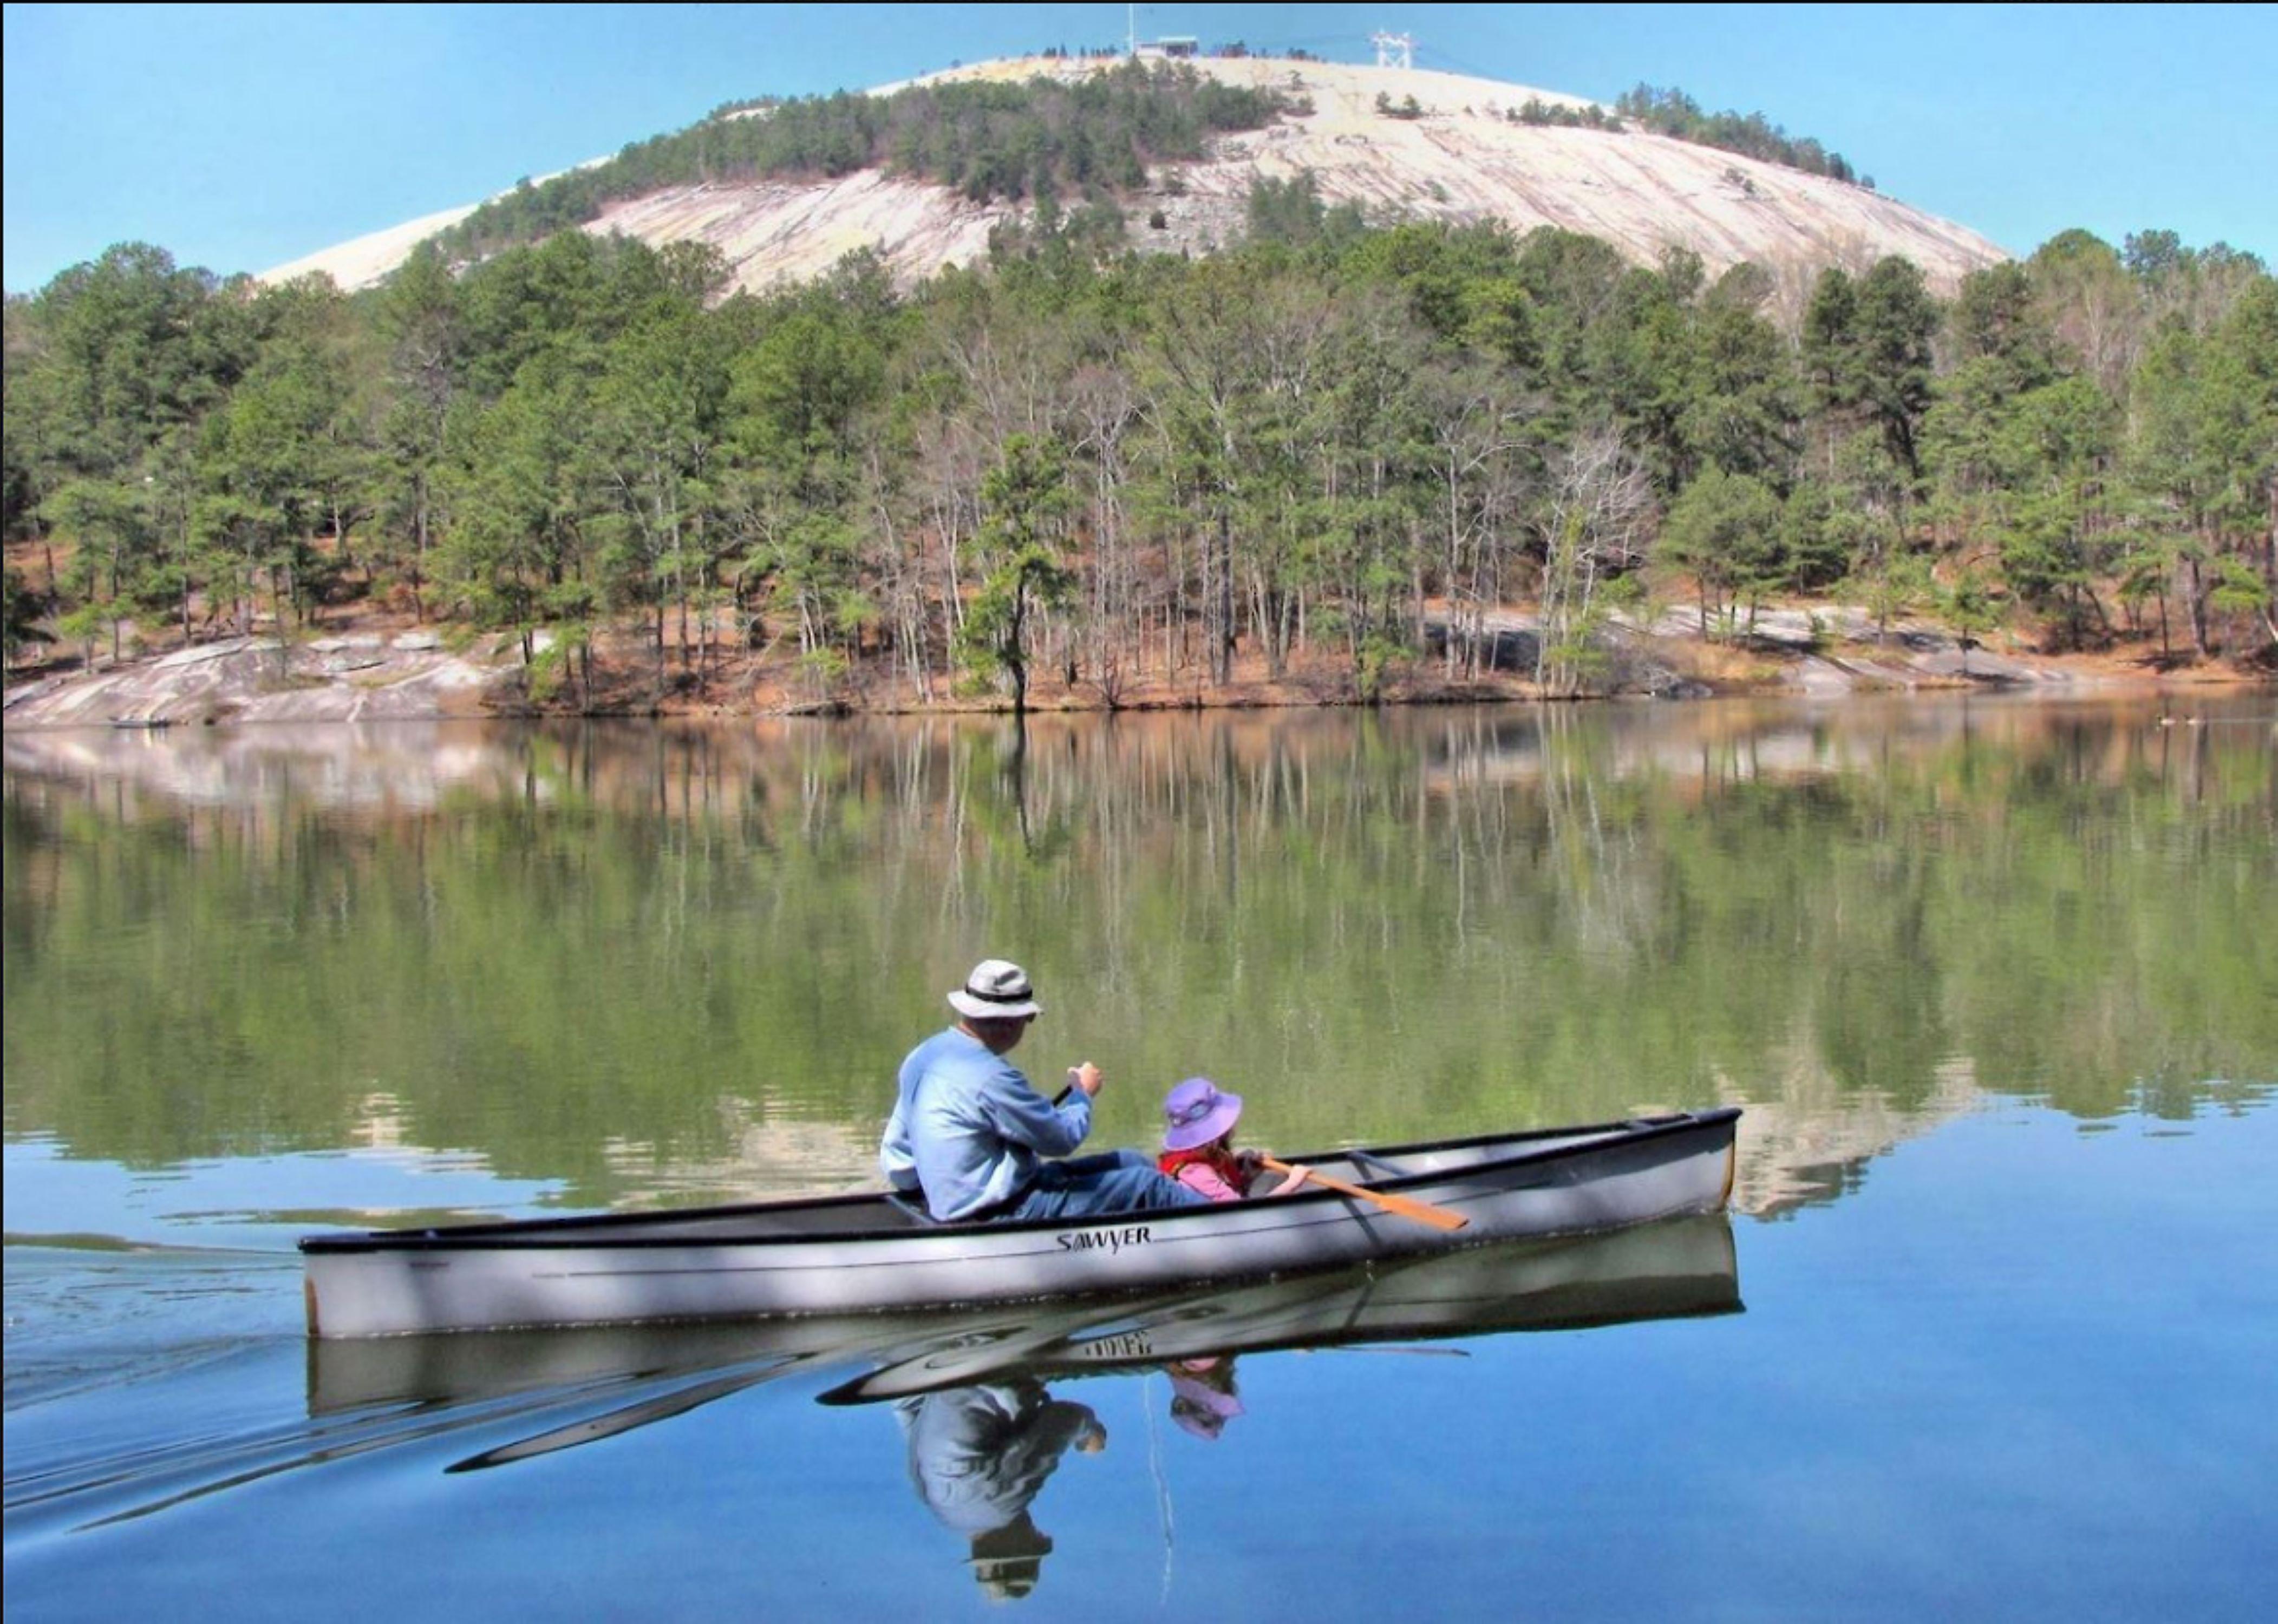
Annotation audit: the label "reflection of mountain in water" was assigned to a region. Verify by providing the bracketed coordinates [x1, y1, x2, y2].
[1724, 1060, 1985, 1217]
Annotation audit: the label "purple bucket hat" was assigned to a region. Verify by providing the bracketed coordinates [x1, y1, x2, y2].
[1167, 1370, 1245, 1440]
[1161, 1077, 1243, 1152]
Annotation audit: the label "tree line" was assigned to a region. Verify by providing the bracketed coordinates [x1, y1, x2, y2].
[1612, 85, 1870, 187]
[4, 199, 2273, 707]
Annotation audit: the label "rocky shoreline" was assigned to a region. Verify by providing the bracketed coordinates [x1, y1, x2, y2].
[2, 632, 501, 729]
[2, 610, 2263, 731]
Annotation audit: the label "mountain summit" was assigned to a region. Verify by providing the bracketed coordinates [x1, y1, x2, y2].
[271, 54, 2007, 302]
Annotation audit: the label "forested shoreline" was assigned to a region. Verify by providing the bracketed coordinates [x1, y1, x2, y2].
[5, 174, 2273, 715]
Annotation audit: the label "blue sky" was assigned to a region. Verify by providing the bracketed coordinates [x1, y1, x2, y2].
[4, 2, 2273, 293]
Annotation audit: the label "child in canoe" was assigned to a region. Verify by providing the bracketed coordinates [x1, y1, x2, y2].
[1158, 1077, 1311, 1200]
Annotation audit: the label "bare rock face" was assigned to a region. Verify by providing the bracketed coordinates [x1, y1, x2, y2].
[264, 57, 2008, 300]
[1, 635, 513, 729]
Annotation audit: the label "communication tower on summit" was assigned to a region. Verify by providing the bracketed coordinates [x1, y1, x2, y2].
[1372, 31, 1414, 70]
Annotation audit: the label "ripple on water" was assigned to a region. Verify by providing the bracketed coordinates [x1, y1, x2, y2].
[3, 1242, 304, 1413]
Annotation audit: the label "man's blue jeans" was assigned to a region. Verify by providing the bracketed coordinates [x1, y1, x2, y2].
[1007, 1150, 1210, 1220]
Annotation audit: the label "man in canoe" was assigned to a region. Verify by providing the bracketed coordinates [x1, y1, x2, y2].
[882, 959, 1209, 1222]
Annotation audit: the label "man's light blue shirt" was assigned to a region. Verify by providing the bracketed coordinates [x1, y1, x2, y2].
[880, 1027, 1093, 1220]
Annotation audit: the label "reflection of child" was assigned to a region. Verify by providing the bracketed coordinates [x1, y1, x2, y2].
[1166, 1355, 1244, 1441]
[1157, 1077, 1310, 1201]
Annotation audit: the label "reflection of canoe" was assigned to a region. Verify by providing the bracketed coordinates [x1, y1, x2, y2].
[824, 1213, 1742, 1405]
[308, 1216, 1740, 1472]
[307, 1302, 1022, 1416]
[299, 1109, 1740, 1339]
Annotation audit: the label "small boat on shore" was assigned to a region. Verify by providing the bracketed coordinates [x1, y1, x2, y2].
[299, 1108, 1740, 1339]
[108, 715, 176, 729]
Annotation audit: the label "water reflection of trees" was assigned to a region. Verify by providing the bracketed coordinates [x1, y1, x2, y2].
[4, 699, 2270, 1212]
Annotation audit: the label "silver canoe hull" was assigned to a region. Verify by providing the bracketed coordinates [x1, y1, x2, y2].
[304, 1217, 1740, 1466]
[823, 1210, 1743, 1405]
[301, 1109, 1739, 1339]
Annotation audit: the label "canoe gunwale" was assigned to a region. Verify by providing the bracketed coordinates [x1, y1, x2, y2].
[298, 1107, 1740, 1256]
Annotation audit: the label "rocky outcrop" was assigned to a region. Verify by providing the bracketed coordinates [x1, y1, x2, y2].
[1, 633, 513, 730]
[263, 56, 2008, 301]
[1425, 605, 2128, 698]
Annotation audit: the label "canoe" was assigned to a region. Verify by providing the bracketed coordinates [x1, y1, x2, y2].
[306, 1217, 1740, 1478]
[819, 1210, 1742, 1406]
[298, 1107, 1740, 1339]
[306, 1217, 1736, 1477]
[309, 1213, 1739, 1416]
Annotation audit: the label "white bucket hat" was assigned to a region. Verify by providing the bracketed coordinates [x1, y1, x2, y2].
[948, 959, 1042, 1021]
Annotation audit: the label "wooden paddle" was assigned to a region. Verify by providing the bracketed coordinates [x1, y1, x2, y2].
[1259, 1155, 1469, 1232]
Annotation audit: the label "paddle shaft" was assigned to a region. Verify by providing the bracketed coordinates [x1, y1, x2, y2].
[1260, 1156, 1469, 1231]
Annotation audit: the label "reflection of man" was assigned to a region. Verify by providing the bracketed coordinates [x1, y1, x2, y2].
[896, 1378, 1107, 1601]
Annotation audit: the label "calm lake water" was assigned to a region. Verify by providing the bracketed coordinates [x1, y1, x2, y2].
[5, 695, 2274, 1621]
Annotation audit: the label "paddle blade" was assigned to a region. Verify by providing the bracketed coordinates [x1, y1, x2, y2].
[1263, 1157, 1468, 1232]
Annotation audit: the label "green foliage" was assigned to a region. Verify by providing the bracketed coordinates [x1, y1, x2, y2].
[1845, 548, 1934, 644]
[24, 244, 253, 477]
[1853, 258, 1941, 474]
[1778, 479, 1858, 593]
[1513, 97, 1623, 132]
[1939, 565, 2005, 672]
[2207, 554, 2273, 625]
[1681, 292, 1798, 483]
[2, 564, 48, 668]
[1949, 262, 2058, 387]
[1245, 171, 1329, 246]
[1985, 375, 2118, 645]
[1801, 266, 1862, 416]
[1614, 84, 1864, 184]
[1657, 463, 1785, 637]
[2120, 273, 2277, 657]
[958, 434, 1076, 711]
[4, 199, 2273, 697]
[1352, 626, 1411, 703]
